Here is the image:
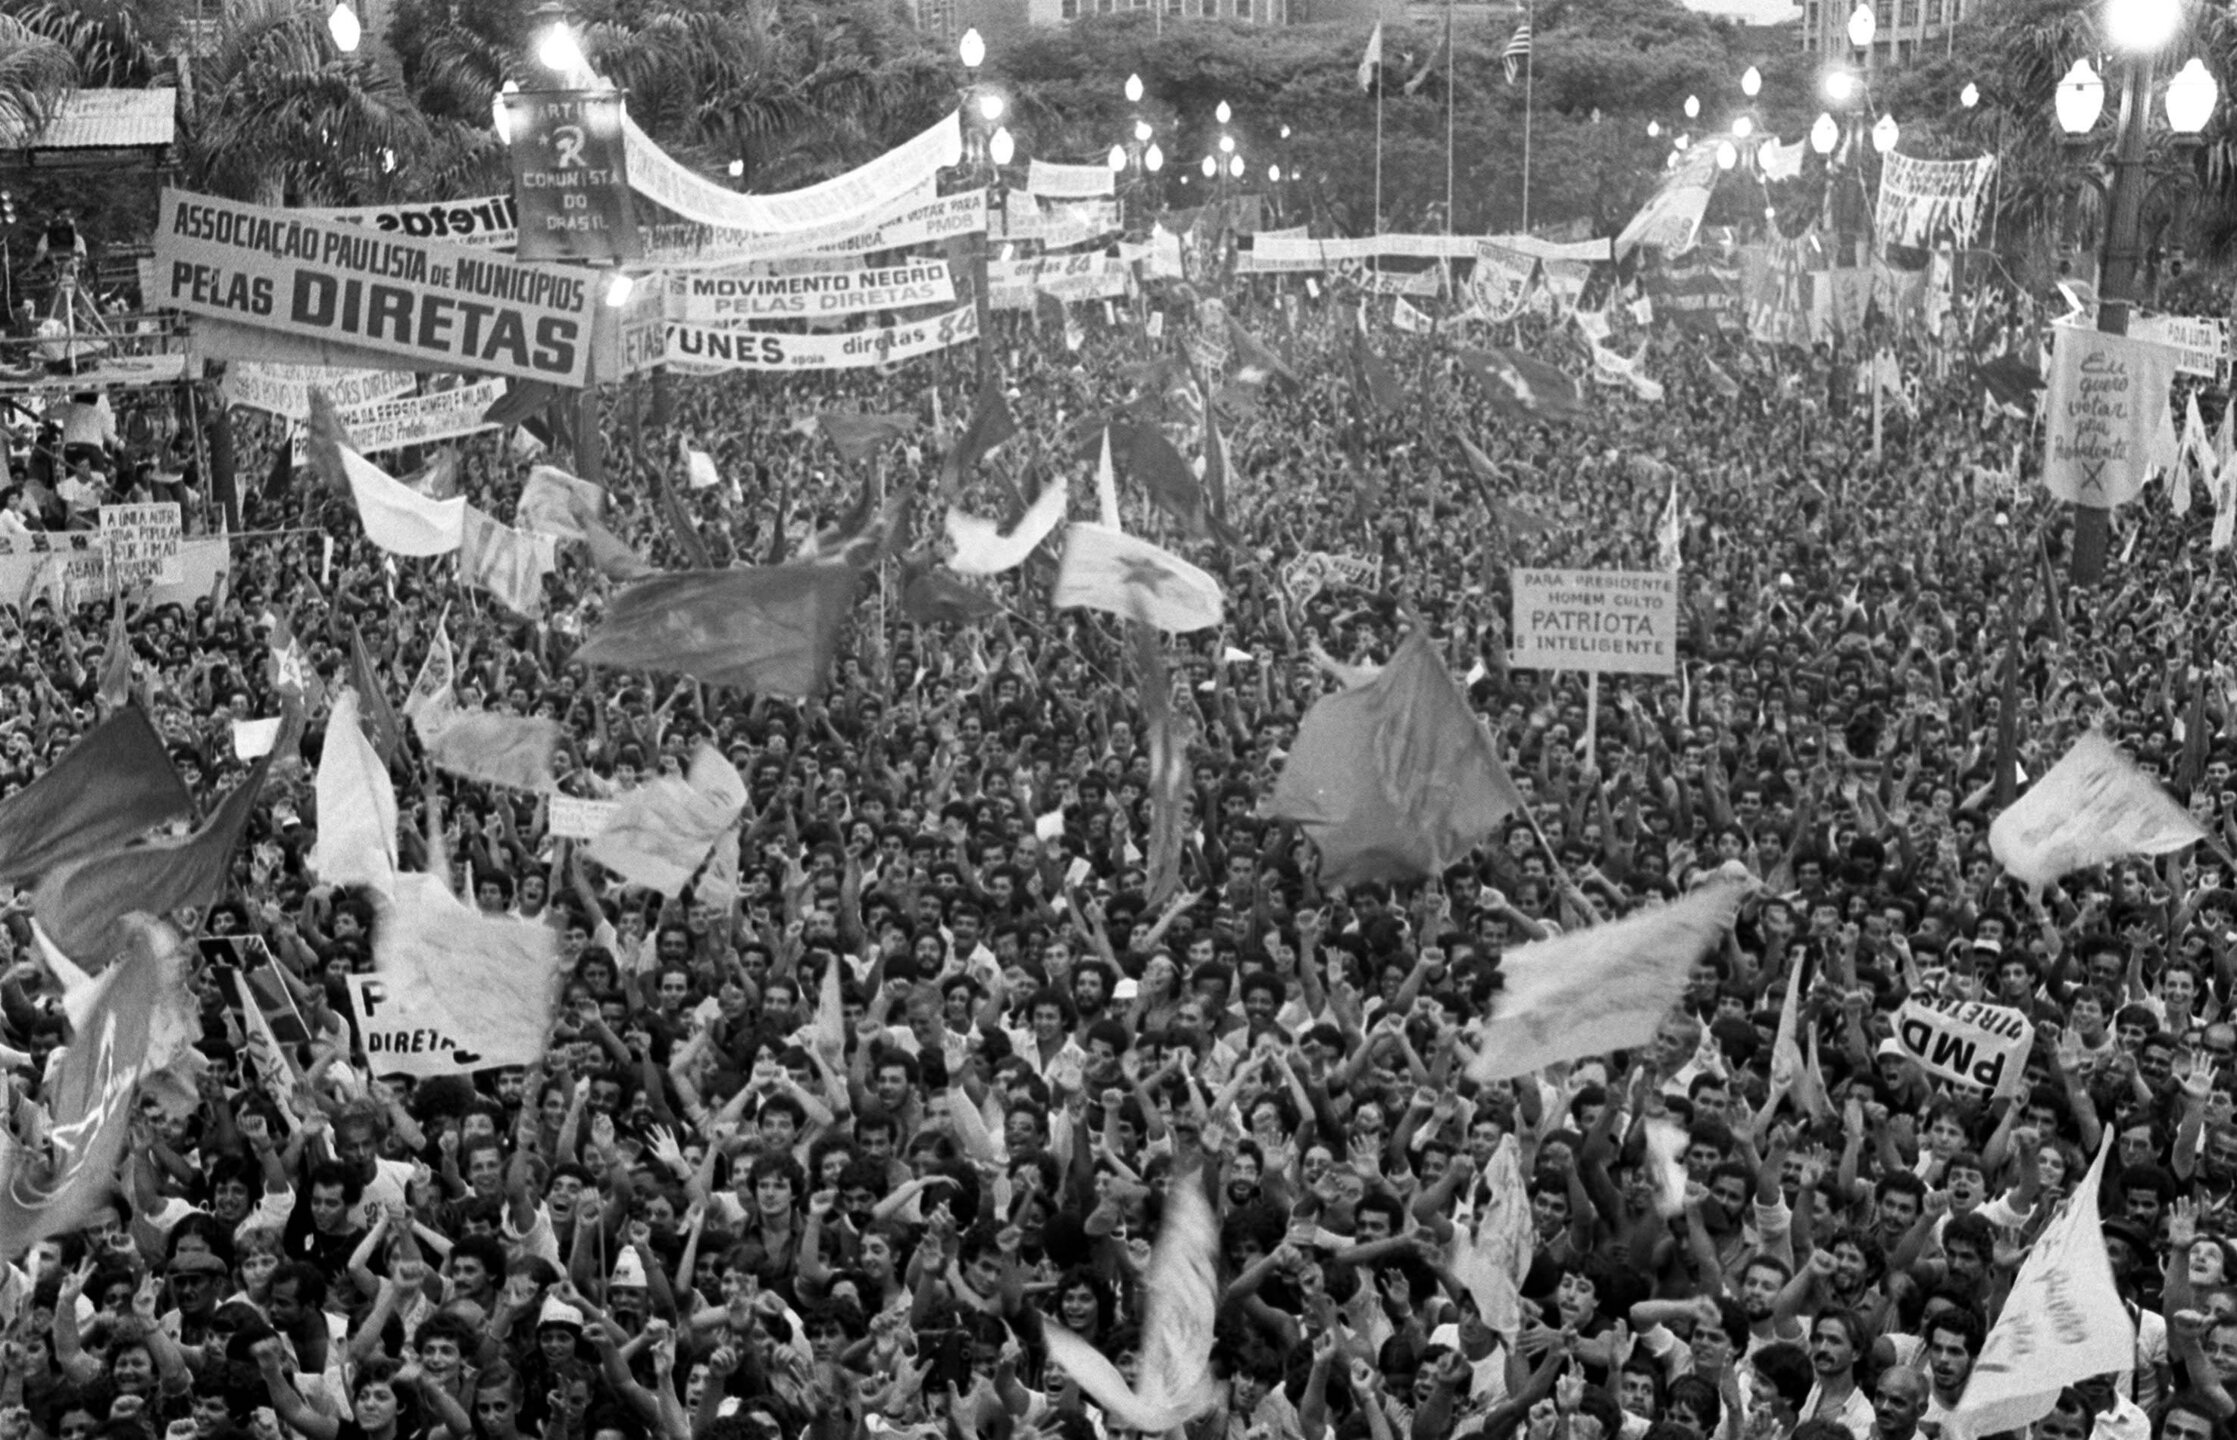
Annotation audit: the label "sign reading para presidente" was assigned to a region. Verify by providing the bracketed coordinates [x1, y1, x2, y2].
[1510, 568, 1679, 676]
[152, 189, 595, 386]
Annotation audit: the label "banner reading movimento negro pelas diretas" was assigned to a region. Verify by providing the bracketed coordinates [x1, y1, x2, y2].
[152, 189, 596, 387]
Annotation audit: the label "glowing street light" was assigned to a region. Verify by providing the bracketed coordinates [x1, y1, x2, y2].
[1847, 2, 1876, 50]
[1216, 100, 1232, 125]
[1684, 94, 1701, 119]
[958, 28, 985, 71]
[2055, 57, 2104, 135]
[1823, 68, 1858, 105]
[328, 1, 362, 53]
[1219, 133, 1235, 154]
[1229, 154, 1244, 178]
[1732, 115, 1755, 139]
[1201, 154, 1216, 178]
[2166, 57, 2220, 135]
[1810, 111, 1840, 154]
[1716, 140, 1738, 169]
[1109, 144, 1128, 172]
[1648, 120, 1661, 138]
[1741, 65, 1762, 98]
[1961, 81, 1980, 108]
[2105, 0, 2181, 54]
[1135, 120, 1152, 142]
[1872, 113, 1899, 152]
[977, 92, 1005, 123]
[988, 126, 1013, 165]
[1144, 142, 1163, 172]
[537, 12, 588, 76]
[1125, 73, 1144, 104]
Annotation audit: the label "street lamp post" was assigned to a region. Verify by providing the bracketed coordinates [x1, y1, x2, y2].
[2060, 0, 2217, 584]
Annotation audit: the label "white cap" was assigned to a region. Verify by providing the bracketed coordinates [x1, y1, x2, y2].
[610, 1250, 647, 1289]
[537, 1296, 584, 1330]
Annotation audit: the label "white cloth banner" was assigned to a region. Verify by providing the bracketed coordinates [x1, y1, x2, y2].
[1469, 241, 1537, 322]
[223, 362, 413, 421]
[993, 199, 1121, 250]
[1243, 231, 1609, 271]
[623, 108, 961, 234]
[665, 304, 978, 372]
[1468, 881, 1748, 1081]
[297, 195, 519, 250]
[1953, 1138, 2134, 1435]
[643, 183, 985, 269]
[232, 716, 283, 761]
[1616, 146, 1720, 256]
[1026, 160, 1117, 199]
[357, 873, 560, 1076]
[547, 795, 618, 841]
[1874, 151, 1996, 249]
[988, 252, 1130, 310]
[665, 261, 955, 322]
[295, 380, 505, 459]
[1892, 996, 2033, 1098]
[1988, 732, 2207, 891]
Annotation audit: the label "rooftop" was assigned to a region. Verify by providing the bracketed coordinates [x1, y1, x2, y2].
[0, 89, 177, 151]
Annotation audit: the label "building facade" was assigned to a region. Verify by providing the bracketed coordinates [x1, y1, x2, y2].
[1799, 0, 1967, 66]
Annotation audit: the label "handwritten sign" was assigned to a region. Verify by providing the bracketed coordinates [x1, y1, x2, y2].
[2043, 328, 2177, 507]
[99, 504, 183, 588]
[1510, 569, 1678, 676]
[547, 795, 617, 841]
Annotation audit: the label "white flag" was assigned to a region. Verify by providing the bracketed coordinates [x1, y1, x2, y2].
[1468, 881, 1748, 1081]
[588, 744, 748, 896]
[339, 447, 465, 557]
[1095, 425, 1122, 530]
[1052, 523, 1224, 634]
[231, 716, 284, 761]
[945, 472, 1067, 576]
[1953, 1136, 2133, 1435]
[1656, 481, 1683, 572]
[686, 447, 721, 490]
[1988, 732, 2208, 893]
[1042, 1177, 1218, 1431]
[311, 689, 397, 896]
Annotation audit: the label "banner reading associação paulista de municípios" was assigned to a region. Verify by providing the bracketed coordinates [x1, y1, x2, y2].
[152, 189, 596, 387]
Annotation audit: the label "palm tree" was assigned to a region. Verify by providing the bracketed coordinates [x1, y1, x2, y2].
[177, 0, 442, 206]
[0, 11, 82, 142]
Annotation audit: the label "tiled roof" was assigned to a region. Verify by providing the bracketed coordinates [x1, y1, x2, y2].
[0, 89, 177, 150]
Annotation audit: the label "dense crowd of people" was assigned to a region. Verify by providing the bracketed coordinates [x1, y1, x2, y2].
[0, 253, 2222, 1440]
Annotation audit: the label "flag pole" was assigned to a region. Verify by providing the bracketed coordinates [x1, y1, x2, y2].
[1444, 0, 1456, 235]
[1375, 65, 1386, 236]
[1521, 0, 1535, 233]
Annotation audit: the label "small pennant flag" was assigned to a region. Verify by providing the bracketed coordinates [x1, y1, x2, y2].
[1358, 22, 1384, 92]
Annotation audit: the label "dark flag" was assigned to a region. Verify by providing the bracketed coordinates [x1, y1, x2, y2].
[0, 915, 171, 1249]
[1351, 334, 1406, 414]
[656, 466, 714, 570]
[1108, 421, 1234, 546]
[1459, 346, 1584, 418]
[0, 711, 192, 885]
[1229, 325, 1301, 388]
[1977, 352, 2044, 419]
[1268, 629, 1526, 885]
[262, 438, 294, 501]
[574, 565, 860, 697]
[349, 627, 405, 768]
[35, 753, 272, 966]
[1456, 435, 1551, 537]
[483, 379, 563, 430]
[1130, 618, 1188, 908]
[900, 553, 1000, 627]
[942, 376, 1019, 496]
[819, 412, 914, 465]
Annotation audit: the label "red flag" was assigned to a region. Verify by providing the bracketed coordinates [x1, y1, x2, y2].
[1108, 421, 1233, 546]
[1268, 630, 1525, 885]
[941, 376, 1018, 496]
[818, 412, 914, 465]
[0, 915, 173, 1253]
[350, 627, 404, 768]
[574, 565, 859, 697]
[900, 553, 999, 627]
[1351, 334, 1405, 414]
[34, 754, 273, 966]
[0, 711, 192, 885]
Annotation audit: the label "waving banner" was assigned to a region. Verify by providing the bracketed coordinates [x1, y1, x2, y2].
[1874, 152, 1996, 249]
[300, 195, 519, 250]
[1892, 996, 2032, 1098]
[223, 362, 413, 420]
[666, 260, 954, 322]
[666, 303, 978, 372]
[1616, 146, 1720, 256]
[1468, 241, 1537, 322]
[622, 108, 961, 234]
[152, 189, 596, 386]
[1026, 159, 1117, 199]
[643, 185, 986, 269]
[292, 380, 506, 459]
[988, 253, 1130, 310]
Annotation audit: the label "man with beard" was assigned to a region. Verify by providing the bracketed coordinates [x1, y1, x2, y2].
[1070, 959, 1115, 1040]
